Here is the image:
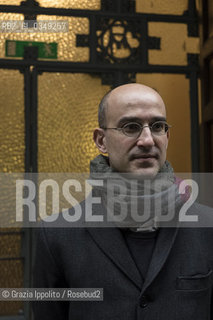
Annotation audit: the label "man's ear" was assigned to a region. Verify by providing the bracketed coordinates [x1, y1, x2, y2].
[93, 128, 107, 153]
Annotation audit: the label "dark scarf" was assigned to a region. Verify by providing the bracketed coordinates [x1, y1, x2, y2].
[90, 155, 185, 231]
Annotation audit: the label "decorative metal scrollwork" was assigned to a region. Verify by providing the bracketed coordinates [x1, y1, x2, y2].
[96, 19, 141, 64]
[77, 17, 160, 65]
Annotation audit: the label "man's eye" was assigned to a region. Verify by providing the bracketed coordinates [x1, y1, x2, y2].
[123, 123, 140, 133]
[152, 122, 165, 132]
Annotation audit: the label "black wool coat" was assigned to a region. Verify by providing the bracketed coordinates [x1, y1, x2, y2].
[33, 202, 213, 320]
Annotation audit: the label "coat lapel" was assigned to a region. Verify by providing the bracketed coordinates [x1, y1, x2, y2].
[141, 227, 179, 294]
[87, 227, 142, 290]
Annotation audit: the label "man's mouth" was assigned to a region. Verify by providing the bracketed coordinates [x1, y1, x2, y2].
[131, 154, 157, 160]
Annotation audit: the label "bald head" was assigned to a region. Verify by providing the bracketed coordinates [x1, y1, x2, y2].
[94, 82, 169, 176]
[98, 83, 166, 128]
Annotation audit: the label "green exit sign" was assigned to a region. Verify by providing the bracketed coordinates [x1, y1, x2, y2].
[5, 40, 57, 59]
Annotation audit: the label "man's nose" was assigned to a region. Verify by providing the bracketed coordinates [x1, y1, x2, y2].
[136, 127, 155, 147]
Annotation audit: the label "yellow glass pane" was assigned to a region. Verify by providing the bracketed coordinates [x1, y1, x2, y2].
[0, 234, 21, 258]
[0, 69, 24, 316]
[0, 69, 24, 173]
[38, 73, 110, 172]
[136, 74, 191, 172]
[148, 22, 199, 65]
[209, 0, 213, 37]
[136, 0, 188, 15]
[196, 0, 201, 11]
[39, 0, 100, 9]
[0, 0, 21, 4]
[0, 13, 89, 62]
[0, 68, 24, 316]
[0, 260, 23, 316]
[0, 0, 100, 7]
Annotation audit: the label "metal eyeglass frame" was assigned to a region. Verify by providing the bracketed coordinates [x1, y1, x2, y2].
[101, 121, 171, 138]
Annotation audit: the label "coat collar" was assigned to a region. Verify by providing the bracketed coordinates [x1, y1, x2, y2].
[141, 227, 178, 294]
[87, 227, 178, 292]
[87, 227, 142, 290]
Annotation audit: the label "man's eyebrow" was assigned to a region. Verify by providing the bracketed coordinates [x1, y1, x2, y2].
[117, 116, 167, 126]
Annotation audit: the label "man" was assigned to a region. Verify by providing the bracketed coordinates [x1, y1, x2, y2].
[33, 83, 213, 319]
[93, 83, 169, 177]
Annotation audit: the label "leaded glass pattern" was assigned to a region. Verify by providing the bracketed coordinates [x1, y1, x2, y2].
[39, 0, 100, 10]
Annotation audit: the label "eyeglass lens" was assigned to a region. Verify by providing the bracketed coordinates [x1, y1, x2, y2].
[122, 121, 169, 137]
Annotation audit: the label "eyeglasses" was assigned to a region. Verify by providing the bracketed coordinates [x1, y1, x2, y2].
[102, 121, 171, 138]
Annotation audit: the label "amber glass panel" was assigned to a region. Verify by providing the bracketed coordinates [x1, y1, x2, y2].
[0, 260, 23, 316]
[0, 0, 21, 4]
[137, 74, 191, 172]
[208, 0, 213, 38]
[148, 22, 199, 65]
[38, 15, 89, 61]
[0, 69, 24, 316]
[0, 234, 21, 258]
[0, 260, 23, 287]
[0, 13, 89, 62]
[38, 73, 110, 172]
[0, 0, 100, 8]
[39, 0, 100, 9]
[136, 0, 188, 15]
[0, 69, 24, 172]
